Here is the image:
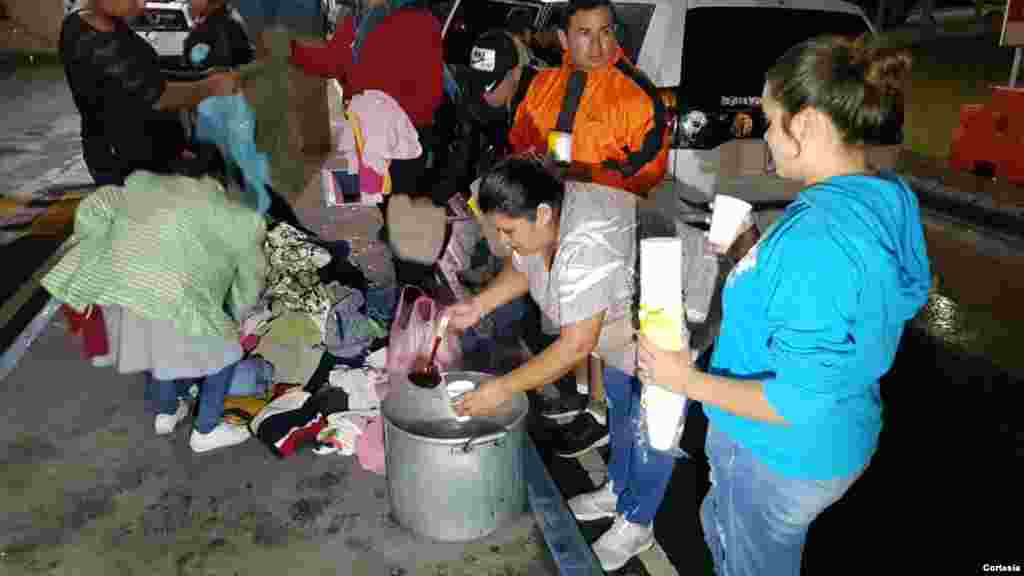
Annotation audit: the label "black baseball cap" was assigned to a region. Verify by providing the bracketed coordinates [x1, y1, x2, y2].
[464, 30, 522, 104]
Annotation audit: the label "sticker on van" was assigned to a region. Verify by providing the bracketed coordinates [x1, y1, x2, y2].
[721, 96, 762, 107]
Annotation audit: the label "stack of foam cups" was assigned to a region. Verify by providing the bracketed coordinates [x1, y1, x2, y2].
[639, 237, 689, 452]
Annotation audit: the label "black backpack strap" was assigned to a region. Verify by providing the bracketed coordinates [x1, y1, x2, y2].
[601, 59, 667, 177]
[555, 70, 588, 134]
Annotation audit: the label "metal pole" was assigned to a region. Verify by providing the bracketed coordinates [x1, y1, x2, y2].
[1011, 46, 1022, 88]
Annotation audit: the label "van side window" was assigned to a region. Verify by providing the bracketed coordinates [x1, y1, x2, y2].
[676, 7, 871, 150]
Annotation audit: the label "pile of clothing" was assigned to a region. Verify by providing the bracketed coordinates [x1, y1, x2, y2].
[44, 169, 402, 462]
[237, 220, 389, 389]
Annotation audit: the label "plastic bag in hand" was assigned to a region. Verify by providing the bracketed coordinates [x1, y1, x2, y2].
[195, 94, 271, 213]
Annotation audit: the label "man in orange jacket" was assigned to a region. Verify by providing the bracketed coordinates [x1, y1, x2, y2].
[508, 0, 669, 197]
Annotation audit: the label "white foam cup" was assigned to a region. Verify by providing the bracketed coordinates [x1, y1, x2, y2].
[447, 379, 475, 422]
[708, 194, 753, 249]
[643, 384, 687, 452]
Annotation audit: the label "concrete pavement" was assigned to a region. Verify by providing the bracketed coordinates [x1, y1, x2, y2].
[1, 66, 92, 201]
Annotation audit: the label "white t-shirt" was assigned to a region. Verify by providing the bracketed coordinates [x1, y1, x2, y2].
[511, 182, 637, 372]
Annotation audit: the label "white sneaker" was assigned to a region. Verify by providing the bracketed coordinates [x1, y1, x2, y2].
[592, 514, 655, 572]
[154, 400, 190, 435]
[568, 482, 617, 521]
[189, 422, 251, 453]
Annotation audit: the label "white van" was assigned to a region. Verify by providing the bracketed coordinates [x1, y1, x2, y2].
[443, 0, 880, 225]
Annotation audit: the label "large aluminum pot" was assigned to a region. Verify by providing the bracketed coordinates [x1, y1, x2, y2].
[382, 370, 528, 542]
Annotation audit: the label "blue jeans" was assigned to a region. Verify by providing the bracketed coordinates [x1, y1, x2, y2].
[144, 362, 237, 434]
[605, 366, 677, 526]
[701, 425, 863, 576]
[225, 356, 274, 397]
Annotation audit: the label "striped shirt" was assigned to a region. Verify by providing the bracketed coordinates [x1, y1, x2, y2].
[42, 171, 267, 339]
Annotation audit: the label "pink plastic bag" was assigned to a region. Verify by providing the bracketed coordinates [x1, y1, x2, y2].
[435, 193, 482, 305]
[386, 285, 462, 374]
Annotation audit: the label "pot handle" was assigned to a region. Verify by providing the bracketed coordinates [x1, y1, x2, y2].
[458, 429, 508, 454]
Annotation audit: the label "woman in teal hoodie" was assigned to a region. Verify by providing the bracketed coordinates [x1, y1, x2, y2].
[638, 35, 931, 576]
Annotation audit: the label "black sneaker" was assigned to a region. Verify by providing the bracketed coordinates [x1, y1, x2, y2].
[554, 410, 609, 458]
[539, 392, 589, 421]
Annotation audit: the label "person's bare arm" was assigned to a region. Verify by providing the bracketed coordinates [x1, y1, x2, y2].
[154, 72, 238, 111]
[454, 312, 604, 416]
[154, 81, 210, 111]
[473, 256, 530, 316]
[497, 312, 604, 394]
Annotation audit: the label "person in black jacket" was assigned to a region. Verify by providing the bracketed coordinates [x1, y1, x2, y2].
[434, 29, 538, 205]
[184, 0, 255, 69]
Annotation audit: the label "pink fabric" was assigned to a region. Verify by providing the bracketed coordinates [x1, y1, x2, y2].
[358, 163, 385, 194]
[356, 416, 386, 475]
[240, 333, 260, 352]
[337, 90, 422, 175]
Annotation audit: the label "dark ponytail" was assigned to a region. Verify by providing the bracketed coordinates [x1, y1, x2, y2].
[766, 34, 911, 145]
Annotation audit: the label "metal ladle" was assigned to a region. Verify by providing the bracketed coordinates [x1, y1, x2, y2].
[408, 314, 450, 389]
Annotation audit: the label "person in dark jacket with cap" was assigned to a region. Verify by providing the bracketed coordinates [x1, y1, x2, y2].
[446, 29, 537, 192]
[436, 29, 536, 264]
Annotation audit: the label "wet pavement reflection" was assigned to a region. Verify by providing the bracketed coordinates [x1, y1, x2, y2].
[916, 216, 1024, 375]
